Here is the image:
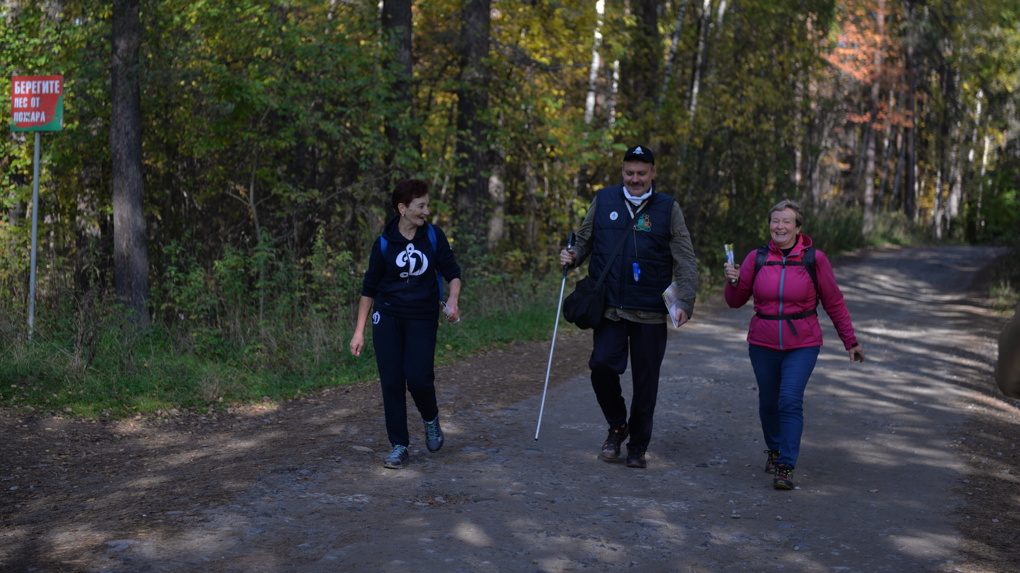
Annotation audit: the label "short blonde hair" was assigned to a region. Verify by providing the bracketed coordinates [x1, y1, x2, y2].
[768, 199, 804, 227]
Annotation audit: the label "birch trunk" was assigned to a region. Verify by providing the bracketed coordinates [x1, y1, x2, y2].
[584, 0, 606, 125]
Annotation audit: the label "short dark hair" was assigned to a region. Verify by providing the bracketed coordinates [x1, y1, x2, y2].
[768, 199, 804, 227]
[392, 179, 429, 212]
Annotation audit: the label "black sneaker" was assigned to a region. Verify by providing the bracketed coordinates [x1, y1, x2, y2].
[625, 444, 647, 469]
[764, 449, 780, 473]
[597, 425, 628, 463]
[773, 464, 794, 490]
[383, 444, 409, 469]
[423, 416, 444, 452]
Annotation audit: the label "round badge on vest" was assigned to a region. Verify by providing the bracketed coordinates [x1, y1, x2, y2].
[610, 211, 619, 221]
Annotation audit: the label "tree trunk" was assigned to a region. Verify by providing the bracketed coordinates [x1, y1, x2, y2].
[903, 0, 917, 221]
[584, 0, 606, 125]
[625, 0, 660, 128]
[524, 160, 540, 253]
[487, 162, 505, 249]
[861, 0, 885, 235]
[111, 0, 150, 328]
[688, 0, 712, 121]
[381, 0, 419, 169]
[657, 0, 690, 120]
[454, 0, 492, 256]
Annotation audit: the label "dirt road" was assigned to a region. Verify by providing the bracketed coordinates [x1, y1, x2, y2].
[2, 245, 1017, 572]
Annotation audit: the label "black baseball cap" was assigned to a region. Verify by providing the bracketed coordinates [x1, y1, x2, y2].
[623, 145, 654, 165]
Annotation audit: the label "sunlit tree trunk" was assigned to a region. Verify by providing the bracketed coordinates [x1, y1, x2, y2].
[584, 0, 606, 125]
[578, 0, 606, 195]
[487, 163, 505, 249]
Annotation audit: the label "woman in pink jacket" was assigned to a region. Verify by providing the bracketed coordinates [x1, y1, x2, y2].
[724, 200, 865, 490]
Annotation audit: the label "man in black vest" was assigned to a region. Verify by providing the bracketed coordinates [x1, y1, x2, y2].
[559, 145, 698, 468]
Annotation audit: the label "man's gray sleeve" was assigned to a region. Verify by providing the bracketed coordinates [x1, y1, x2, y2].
[669, 202, 698, 318]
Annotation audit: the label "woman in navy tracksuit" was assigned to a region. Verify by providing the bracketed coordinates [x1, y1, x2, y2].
[350, 179, 462, 469]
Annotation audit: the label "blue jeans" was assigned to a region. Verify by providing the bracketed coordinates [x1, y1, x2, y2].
[747, 344, 820, 468]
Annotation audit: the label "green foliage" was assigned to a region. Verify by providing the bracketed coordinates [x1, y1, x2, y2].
[808, 206, 865, 253]
[988, 238, 1020, 312]
[304, 227, 362, 320]
[0, 223, 30, 322]
[966, 182, 1019, 245]
[867, 210, 925, 246]
[2, 0, 1019, 418]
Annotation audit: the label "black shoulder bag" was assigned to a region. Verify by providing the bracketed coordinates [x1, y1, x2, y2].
[562, 212, 635, 330]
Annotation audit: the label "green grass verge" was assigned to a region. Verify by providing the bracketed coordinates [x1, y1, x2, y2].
[0, 287, 569, 419]
[9, 235, 1013, 421]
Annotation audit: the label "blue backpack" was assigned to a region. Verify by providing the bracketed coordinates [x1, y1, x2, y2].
[379, 225, 444, 301]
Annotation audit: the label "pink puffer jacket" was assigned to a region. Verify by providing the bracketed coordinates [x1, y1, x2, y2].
[725, 234, 858, 351]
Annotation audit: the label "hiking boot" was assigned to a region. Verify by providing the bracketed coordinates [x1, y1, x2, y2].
[773, 463, 794, 490]
[597, 425, 628, 463]
[625, 444, 647, 469]
[383, 444, 409, 469]
[764, 449, 780, 473]
[423, 416, 444, 452]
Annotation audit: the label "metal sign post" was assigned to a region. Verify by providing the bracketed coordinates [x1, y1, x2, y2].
[28, 132, 41, 338]
[11, 75, 64, 340]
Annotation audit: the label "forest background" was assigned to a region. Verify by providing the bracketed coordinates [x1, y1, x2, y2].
[1, 0, 1018, 417]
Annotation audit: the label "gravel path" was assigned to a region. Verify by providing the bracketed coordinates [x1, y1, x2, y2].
[2, 245, 1016, 573]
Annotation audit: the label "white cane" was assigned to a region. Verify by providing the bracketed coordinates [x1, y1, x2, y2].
[535, 232, 575, 441]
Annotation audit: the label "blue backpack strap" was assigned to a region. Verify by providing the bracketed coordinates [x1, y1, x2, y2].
[379, 226, 443, 302]
[428, 225, 443, 302]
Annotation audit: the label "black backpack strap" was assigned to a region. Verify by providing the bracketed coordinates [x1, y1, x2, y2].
[802, 247, 817, 295]
[753, 246, 818, 295]
[754, 309, 819, 335]
[752, 246, 820, 334]
[754, 246, 768, 277]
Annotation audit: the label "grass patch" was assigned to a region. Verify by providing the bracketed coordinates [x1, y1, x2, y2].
[988, 239, 1020, 313]
[9, 232, 1011, 420]
[0, 280, 567, 419]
